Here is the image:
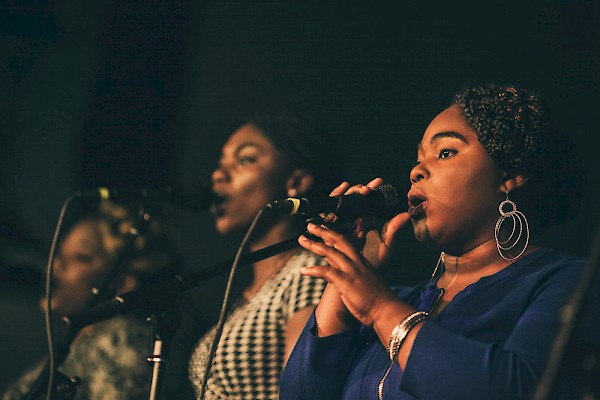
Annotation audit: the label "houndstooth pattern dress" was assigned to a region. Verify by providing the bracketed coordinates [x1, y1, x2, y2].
[188, 250, 327, 399]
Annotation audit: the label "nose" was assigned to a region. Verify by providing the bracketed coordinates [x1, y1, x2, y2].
[409, 162, 428, 184]
[53, 254, 66, 277]
[211, 162, 230, 185]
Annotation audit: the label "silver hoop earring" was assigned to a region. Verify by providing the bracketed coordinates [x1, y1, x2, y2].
[494, 191, 529, 261]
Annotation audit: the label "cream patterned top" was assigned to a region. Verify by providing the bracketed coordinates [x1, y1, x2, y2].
[2, 315, 152, 400]
[188, 250, 327, 399]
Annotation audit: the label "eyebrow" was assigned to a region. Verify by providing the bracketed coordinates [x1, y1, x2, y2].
[417, 131, 469, 149]
[235, 142, 261, 154]
[77, 238, 103, 251]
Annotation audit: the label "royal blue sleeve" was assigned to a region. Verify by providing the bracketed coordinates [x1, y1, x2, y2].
[400, 262, 585, 400]
[279, 312, 363, 400]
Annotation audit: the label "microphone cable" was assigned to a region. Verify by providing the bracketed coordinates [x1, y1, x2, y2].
[197, 207, 266, 400]
[42, 192, 80, 400]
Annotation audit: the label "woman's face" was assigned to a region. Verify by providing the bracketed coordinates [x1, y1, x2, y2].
[44, 219, 111, 317]
[211, 124, 293, 234]
[408, 105, 506, 254]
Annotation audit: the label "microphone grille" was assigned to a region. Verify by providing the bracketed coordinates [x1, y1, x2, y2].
[376, 184, 402, 218]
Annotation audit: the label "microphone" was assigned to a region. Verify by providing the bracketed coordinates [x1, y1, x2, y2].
[266, 183, 403, 219]
[76, 184, 214, 212]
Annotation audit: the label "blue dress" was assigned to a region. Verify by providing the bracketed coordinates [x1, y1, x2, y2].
[280, 247, 598, 400]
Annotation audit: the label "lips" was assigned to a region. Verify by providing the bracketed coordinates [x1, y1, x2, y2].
[209, 192, 228, 216]
[407, 190, 428, 219]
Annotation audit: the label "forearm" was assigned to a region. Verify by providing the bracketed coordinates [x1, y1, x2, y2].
[401, 322, 542, 399]
[314, 284, 360, 336]
[370, 298, 423, 369]
[280, 312, 362, 400]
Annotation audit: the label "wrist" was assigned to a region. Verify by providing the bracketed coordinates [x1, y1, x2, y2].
[387, 311, 428, 363]
[370, 296, 405, 327]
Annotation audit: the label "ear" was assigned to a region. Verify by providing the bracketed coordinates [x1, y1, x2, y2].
[500, 171, 529, 193]
[285, 169, 315, 198]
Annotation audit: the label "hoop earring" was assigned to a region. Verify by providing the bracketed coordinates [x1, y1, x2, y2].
[494, 191, 529, 261]
[430, 252, 445, 281]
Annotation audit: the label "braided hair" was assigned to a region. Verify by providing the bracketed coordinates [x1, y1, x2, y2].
[453, 84, 585, 232]
[247, 113, 346, 197]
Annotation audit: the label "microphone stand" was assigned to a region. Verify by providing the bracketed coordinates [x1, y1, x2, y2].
[64, 235, 300, 329]
[146, 299, 182, 400]
[62, 234, 302, 400]
[27, 228, 300, 399]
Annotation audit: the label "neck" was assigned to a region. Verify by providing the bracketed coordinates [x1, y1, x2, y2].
[245, 218, 302, 298]
[443, 238, 507, 275]
[248, 217, 300, 252]
[437, 238, 535, 289]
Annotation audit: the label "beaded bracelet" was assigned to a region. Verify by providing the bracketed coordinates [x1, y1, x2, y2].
[387, 311, 428, 363]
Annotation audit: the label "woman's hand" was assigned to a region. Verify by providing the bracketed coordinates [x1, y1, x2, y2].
[325, 178, 410, 269]
[299, 222, 406, 327]
[300, 178, 411, 331]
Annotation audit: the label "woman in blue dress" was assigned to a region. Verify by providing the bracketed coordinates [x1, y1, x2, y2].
[280, 84, 596, 399]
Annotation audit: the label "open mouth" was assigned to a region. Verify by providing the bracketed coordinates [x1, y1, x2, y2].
[407, 191, 427, 218]
[210, 192, 228, 216]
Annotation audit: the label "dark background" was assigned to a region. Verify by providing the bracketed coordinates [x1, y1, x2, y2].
[1, 0, 599, 397]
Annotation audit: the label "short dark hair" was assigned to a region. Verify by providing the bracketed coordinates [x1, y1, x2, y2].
[247, 113, 346, 197]
[453, 84, 585, 232]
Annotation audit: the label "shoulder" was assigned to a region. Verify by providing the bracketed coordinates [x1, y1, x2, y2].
[89, 315, 150, 343]
[1, 360, 45, 400]
[281, 250, 328, 273]
[275, 250, 328, 288]
[517, 247, 585, 283]
[273, 250, 327, 317]
[68, 315, 151, 365]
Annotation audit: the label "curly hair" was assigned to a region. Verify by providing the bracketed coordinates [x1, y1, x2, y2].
[453, 84, 585, 232]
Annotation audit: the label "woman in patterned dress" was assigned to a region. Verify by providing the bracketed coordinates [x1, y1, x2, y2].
[188, 114, 345, 399]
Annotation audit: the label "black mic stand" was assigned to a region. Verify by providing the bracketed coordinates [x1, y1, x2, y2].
[24, 206, 153, 400]
[59, 234, 300, 400]
[146, 299, 182, 400]
[63, 235, 300, 329]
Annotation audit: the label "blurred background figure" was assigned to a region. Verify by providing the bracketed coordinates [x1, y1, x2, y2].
[1, 200, 182, 400]
[187, 114, 345, 399]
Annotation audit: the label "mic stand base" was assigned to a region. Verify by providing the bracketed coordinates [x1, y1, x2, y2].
[146, 300, 182, 400]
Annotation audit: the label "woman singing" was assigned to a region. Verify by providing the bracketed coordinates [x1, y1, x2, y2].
[280, 84, 595, 399]
[188, 114, 345, 399]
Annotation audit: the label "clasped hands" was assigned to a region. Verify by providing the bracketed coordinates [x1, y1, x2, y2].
[299, 178, 411, 328]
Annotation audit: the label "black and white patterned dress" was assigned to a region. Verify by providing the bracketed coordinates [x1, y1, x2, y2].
[188, 250, 327, 399]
